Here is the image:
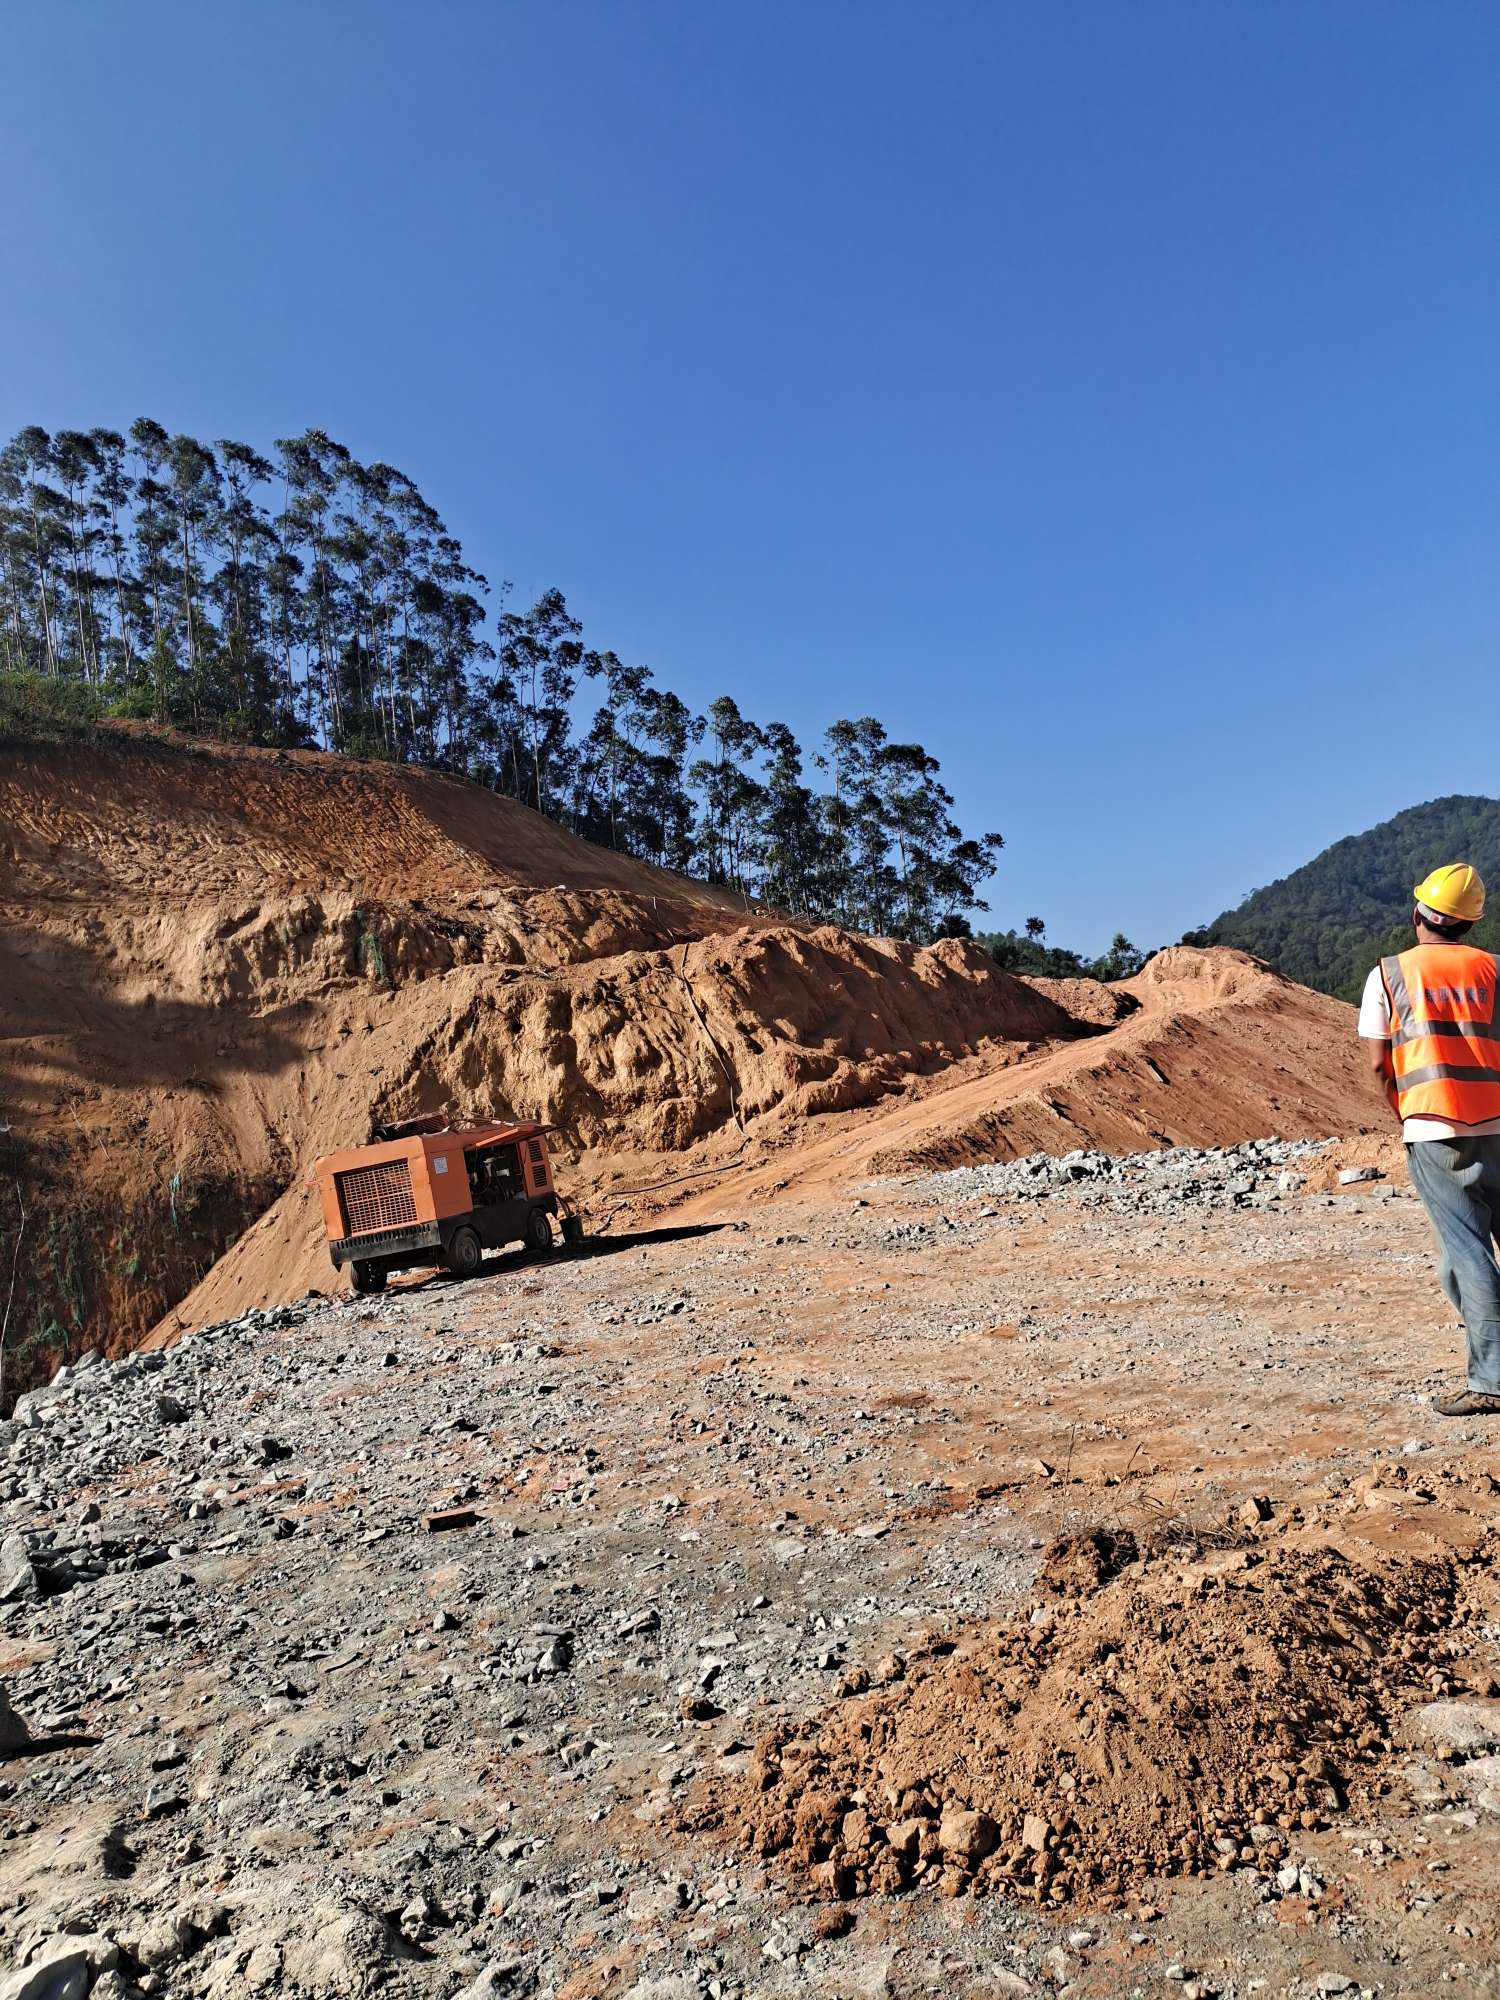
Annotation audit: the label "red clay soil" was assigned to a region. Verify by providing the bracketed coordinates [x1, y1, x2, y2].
[689, 1524, 1483, 1911]
[672, 946, 1389, 1205]
[0, 728, 749, 903]
[1022, 973, 1142, 1030]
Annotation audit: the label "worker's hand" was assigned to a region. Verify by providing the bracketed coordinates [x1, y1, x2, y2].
[1363, 1039, 1398, 1120]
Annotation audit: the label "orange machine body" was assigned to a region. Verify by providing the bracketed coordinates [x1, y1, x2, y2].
[312, 1120, 567, 1293]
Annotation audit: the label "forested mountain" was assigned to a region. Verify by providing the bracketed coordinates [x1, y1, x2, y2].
[1201, 795, 1500, 998]
[0, 421, 1001, 941]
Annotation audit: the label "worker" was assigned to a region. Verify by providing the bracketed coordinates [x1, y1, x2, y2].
[1360, 863, 1500, 1416]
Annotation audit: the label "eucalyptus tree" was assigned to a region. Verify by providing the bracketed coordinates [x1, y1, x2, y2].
[349, 461, 414, 753]
[275, 429, 353, 745]
[757, 721, 820, 915]
[578, 650, 657, 849]
[0, 438, 41, 673]
[496, 587, 582, 815]
[814, 717, 898, 930]
[6, 427, 63, 675]
[162, 434, 223, 722]
[480, 583, 530, 799]
[637, 687, 702, 871]
[128, 420, 175, 681]
[427, 544, 492, 765]
[813, 719, 860, 925]
[690, 694, 766, 890]
[330, 460, 384, 747]
[51, 431, 107, 681]
[209, 441, 278, 730]
[88, 430, 135, 683]
[384, 473, 432, 748]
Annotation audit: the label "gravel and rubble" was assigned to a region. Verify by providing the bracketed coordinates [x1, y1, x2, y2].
[905, 1139, 1342, 1213]
[2, 1154, 1498, 1999]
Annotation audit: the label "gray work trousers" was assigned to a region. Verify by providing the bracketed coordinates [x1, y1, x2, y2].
[1405, 1136, 1500, 1395]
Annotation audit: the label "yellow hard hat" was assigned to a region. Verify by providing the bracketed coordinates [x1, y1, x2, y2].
[1413, 862, 1486, 923]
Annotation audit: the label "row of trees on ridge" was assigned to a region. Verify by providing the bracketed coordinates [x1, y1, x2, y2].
[980, 918, 1148, 982]
[1, 420, 1002, 940]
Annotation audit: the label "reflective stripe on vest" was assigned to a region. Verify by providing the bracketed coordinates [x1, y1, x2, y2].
[1380, 945, 1500, 1125]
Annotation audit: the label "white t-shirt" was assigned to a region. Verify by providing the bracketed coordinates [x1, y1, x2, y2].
[1358, 964, 1500, 1142]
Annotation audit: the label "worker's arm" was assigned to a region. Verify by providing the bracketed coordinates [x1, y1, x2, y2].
[1364, 1037, 1400, 1119]
[1356, 965, 1401, 1120]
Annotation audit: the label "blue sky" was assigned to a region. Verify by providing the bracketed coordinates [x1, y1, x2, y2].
[3, 1, 1495, 951]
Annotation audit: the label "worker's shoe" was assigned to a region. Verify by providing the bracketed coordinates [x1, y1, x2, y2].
[1433, 1387, 1500, 1417]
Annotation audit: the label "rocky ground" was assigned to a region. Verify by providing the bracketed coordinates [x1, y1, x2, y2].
[3, 1144, 1499, 2000]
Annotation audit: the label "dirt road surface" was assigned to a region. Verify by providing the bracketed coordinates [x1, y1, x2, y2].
[3, 1147, 1498, 1999]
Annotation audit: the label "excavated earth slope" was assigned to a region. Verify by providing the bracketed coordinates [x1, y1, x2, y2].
[0, 729, 1388, 1383]
[0, 732, 1068, 1380]
[669, 945, 1389, 1212]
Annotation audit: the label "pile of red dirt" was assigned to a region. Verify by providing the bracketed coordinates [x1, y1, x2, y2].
[1020, 974, 1141, 1031]
[859, 946, 1387, 1176]
[689, 1532, 1462, 1910]
[1297, 1132, 1408, 1191]
[669, 946, 1388, 1204]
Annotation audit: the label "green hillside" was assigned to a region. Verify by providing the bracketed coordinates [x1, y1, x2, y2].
[1203, 794, 1500, 1000]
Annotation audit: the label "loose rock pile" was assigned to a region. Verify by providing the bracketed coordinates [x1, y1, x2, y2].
[912, 1137, 1336, 1213]
[0, 1312, 318, 1616]
[697, 1531, 1474, 1911]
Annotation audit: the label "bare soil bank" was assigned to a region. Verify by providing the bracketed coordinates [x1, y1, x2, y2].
[1, 730, 1385, 1388]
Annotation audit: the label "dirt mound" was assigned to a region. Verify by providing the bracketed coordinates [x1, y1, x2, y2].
[1018, 946, 1284, 1035]
[687, 947, 1386, 1197]
[1020, 975, 1141, 1031]
[1126, 943, 1282, 1010]
[1297, 1132, 1407, 1191]
[860, 947, 1385, 1175]
[693, 1535, 1462, 1911]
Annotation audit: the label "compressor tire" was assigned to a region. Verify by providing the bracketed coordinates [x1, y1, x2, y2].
[445, 1226, 483, 1280]
[350, 1260, 387, 1295]
[524, 1207, 554, 1256]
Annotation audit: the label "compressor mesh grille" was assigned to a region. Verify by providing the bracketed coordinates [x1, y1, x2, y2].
[337, 1159, 417, 1235]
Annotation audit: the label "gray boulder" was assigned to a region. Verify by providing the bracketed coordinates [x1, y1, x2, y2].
[453, 1963, 533, 1999]
[0, 1940, 95, 2000]
[0, 1532, 37, 1603]
[0, 1680, 30, 1752]
[1397, 1699, 1500, 1756]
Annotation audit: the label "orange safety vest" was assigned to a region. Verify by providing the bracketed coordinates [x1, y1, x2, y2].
[1380, 943, 1500, 1125]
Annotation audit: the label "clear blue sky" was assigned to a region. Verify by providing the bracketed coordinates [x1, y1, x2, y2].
[3, 1, 1496, 952]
